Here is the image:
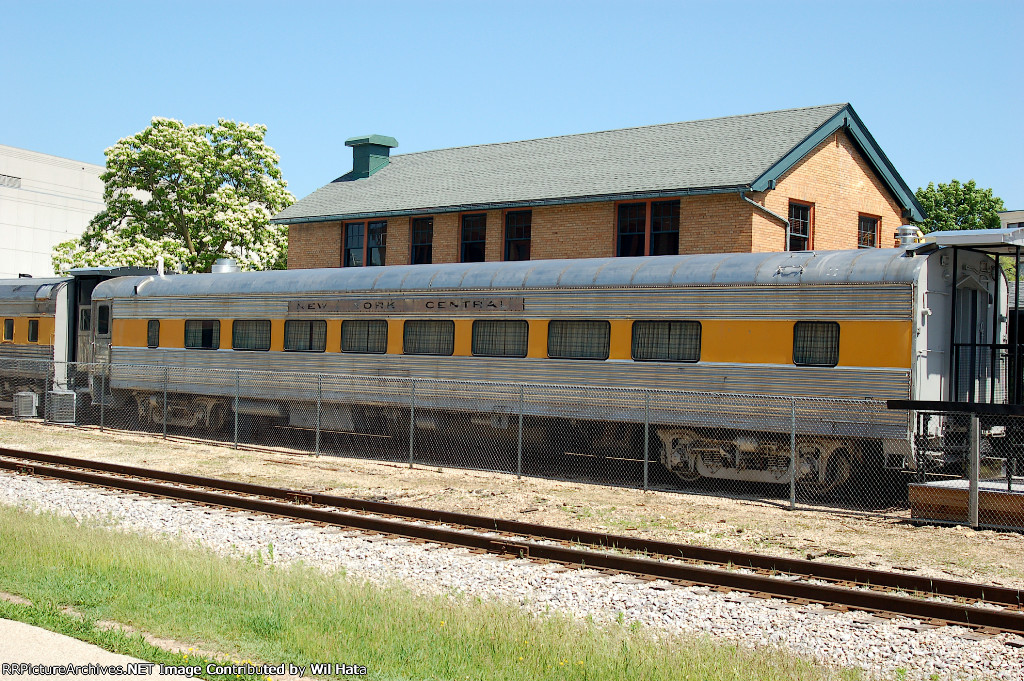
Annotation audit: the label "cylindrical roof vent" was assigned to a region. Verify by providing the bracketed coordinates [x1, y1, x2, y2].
[897, 225, 923, 248]
[212, 258, 240, 274]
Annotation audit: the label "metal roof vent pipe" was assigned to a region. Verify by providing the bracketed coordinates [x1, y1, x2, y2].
[345, 135, 398, 179]
[897, 225, 924, 249]
[212, 258, 240, 274]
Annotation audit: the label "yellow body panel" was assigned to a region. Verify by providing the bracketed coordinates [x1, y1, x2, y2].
[386, 320, 404, 355]
[107, 316, 913, 369]
[527, 320, 549, 359]
[4, 317, 55, 345]
[453, 320, 473, 357]
[608, 320, 632, 360]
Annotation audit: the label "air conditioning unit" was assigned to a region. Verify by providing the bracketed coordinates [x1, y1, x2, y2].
[13, 392, 38, 418]
[46, 390, 77, 424]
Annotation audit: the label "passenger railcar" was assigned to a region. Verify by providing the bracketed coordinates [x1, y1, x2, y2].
[70, 244, 1006, 495]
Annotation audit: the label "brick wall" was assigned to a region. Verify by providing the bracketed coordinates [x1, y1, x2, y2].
[286, 221, 341, 269]
[677, 194, 755, 254]
[760, 130, 905, 250]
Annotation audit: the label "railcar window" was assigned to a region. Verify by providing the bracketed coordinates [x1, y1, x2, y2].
[403, 320, 455, 356]
[2, 319, 12, 341]
[342, 319, 388, 354]
[285, 320, 327, 352]
[97, 305, 110, 335]
[548, 320, 610, 360]
[793, 321, 840, 367]
[184, 320, 220, 350]
[472, 320, 528, 357]
[147, 320, 160, 348]
[79, 309, 91, 332]
[232, 320, 271, 351]
[27, 319, 39, 343]
[632, 320, 701, 362]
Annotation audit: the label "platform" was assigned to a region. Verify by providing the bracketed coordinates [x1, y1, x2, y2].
[908, 477, 1024, 530]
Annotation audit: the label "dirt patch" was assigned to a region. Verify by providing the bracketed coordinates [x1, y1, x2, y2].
[3, 418, 1023, 590]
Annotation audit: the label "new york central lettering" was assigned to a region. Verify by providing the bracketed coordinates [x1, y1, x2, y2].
[288, 297, 524, 314]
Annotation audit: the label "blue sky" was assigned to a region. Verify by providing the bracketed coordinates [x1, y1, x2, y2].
[4, 0, 1021, 209]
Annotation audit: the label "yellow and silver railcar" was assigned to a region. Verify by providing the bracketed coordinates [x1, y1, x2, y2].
[88, 245, 1007, 493]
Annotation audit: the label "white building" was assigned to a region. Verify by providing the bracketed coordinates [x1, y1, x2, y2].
[1000, 210, 1024, 230]
[0, 144, 105, 278]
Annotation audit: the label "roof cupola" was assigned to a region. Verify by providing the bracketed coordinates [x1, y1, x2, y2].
[345, 134, 398, 179]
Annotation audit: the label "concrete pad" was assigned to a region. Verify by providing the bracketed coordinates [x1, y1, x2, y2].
[0, 618, 189, 679]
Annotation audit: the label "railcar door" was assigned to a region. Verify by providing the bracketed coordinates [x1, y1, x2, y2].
[952, 260, 1005, 403]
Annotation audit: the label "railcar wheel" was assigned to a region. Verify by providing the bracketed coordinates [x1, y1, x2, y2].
[798, 447, 854, 499]
[661, 429, 702, 482]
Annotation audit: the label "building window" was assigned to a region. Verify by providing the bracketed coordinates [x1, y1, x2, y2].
[285, 320, 327, 352]
[617, 200, 680, 257]
[185, 320, 220, 350]
[27, 319, 39, 343]
[793, 321, 840, 367]
[97, 305, 110, 335]
[858, 215, 879, 248]
[788, 202, 812, 251]
[341, 319, 388, 354]
[471, 320, 528, 357]
[411, 217, 433, 265]
[3, 319, 12, 341]
[547, 320, 610, 360]
[617, 203, 646, 257]
[403, 320, 455, 356]
[343, 221, 387, 267]
[147, 320, 160, 348]
[461, 214, 486, 263]
[505, 210, 531, 261]
[632, 320, 701, 362]
[232, 320, 271, 351]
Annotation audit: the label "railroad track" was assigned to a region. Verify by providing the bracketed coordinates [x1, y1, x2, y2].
[1, 446, 1023, 639]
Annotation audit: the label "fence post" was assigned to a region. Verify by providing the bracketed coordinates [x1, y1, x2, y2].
[234, 370, 240, 450]
[99, 367, 105, 432]
[643, 391, 650, 491]
[969, 414, 980, 528]
[517, 384, 524, 479]
[162, 366, 168, 440]
[789, 398, 797, 510]
[408, 380, 416, 468]
[315, 374, 322, 457]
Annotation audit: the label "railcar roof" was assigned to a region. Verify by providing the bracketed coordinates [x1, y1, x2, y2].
[92, 249, 929, 300]
[0, 277, 68, 303]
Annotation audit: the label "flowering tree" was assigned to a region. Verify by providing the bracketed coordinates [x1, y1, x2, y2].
[53, 118, 294, 274]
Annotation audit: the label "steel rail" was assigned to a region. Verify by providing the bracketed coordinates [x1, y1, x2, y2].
[1, 451, 1024, 635]
[1, 446, 1021, 609]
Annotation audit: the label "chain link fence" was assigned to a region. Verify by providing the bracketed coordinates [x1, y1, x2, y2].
[3, 356, 1021, 528]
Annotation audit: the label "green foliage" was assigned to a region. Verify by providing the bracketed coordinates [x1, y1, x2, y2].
[914, 179, 1005, 233]
[53, 118, 294, 275]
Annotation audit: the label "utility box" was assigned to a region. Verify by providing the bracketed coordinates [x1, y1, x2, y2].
[46, 390, 77, 424]
[13, 392, 38, 418]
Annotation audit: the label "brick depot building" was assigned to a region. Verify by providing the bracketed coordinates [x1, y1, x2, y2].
[276, 103, 925, 270]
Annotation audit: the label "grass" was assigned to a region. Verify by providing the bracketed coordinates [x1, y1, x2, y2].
[0, 504, 865, 681]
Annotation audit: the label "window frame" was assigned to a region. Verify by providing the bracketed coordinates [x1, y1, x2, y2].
[788, 201, 813, 251]
[2, 318, 12, 342]
[631, 320, 702, 363]
[615, 199, 681, 257]
[471, 319, 528, 358]
[231, 319, 272, 351]
[341, 319, 388, 354]
[184, 319, 221, 350]
[403, 319, 455, 356]
[147, 320, 160, 349]
[342, 220, 387, 267]
[547, 320, 611, 360]
[792, 320, 840, 367]
[411, 217, 433, 265]
[27, 319, 39, 344]
[857, 213, 880, 249]
[460, 213, 487, 263]
[284, 319, 327, 353]
[504, 210, 532, 261]
[96, 304, 110, 336]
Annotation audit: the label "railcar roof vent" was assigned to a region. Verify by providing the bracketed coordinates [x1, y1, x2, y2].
[345, 134, 398, 179]
[212, 258, 240, 274]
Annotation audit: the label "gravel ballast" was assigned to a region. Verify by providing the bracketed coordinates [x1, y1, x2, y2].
[1, 470, 1021, 680]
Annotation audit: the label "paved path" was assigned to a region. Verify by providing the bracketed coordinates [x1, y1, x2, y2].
[0, 619, 186, 679]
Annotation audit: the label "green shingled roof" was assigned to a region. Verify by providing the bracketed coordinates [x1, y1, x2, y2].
[274, 104, 924, 224]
